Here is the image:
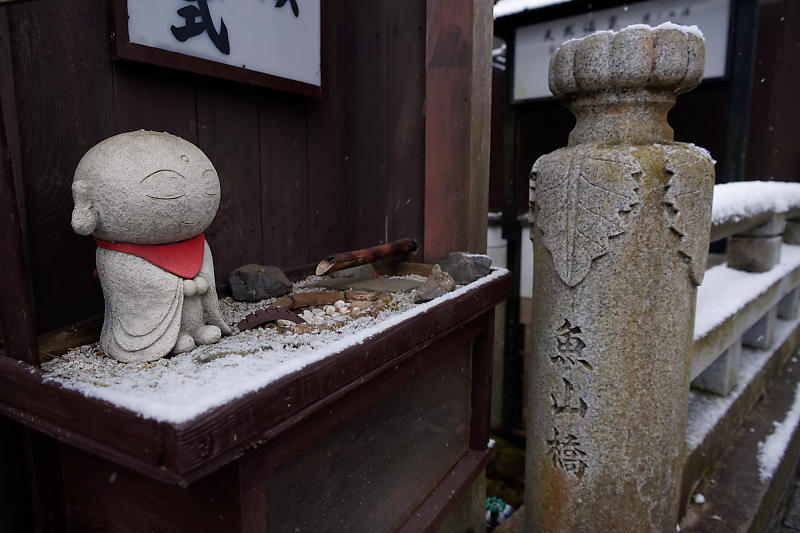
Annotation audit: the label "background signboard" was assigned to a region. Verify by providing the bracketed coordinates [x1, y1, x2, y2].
[114, 0, 324, 96]
[512, 0, 731, 101]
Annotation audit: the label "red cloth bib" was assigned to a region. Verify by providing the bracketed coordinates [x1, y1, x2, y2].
[94, 233, 205, 279]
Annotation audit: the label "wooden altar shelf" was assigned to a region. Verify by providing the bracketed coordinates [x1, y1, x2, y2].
[0, 270, 510, 532]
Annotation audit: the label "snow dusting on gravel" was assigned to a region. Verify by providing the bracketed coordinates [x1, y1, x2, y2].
[41, 269, 507, 424]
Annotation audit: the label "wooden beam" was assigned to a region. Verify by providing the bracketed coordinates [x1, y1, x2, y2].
[424, 0, 493, 261]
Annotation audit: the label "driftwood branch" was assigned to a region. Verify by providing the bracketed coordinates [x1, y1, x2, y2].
[238, 291, 391, 331]
[236, 307, 306, 331]
[315, 238, 417, 276]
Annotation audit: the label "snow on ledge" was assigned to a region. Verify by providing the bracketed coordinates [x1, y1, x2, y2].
[712, 181, 800, 227]
[694, 244, 800, 341]
[42, 268, 508, 424]
[686, 319, 799, 451]
[758, 381, 800, 481]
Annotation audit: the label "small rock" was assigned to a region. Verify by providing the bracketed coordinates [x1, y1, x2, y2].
[330, 263, 376, 278]
[276, 319, 295, 328]
[334, 299, 346, 309]
[228, 264, 292, 302]
[412, 265, 456, 303]
[693, 493, 705, 505]
[438, 251, 492, 284]
[324, 305, 336, 315]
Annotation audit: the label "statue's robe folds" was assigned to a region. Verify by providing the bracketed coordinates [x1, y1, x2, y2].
[97, 239, 230, 363]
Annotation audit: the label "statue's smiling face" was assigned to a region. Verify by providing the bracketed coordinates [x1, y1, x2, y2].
[72, 131, 221, 244]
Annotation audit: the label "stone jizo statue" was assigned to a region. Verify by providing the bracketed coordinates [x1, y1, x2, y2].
[71, 131, 231, 363]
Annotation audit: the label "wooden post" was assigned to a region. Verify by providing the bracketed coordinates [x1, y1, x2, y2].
[0, 12, 38, 364]
[424, 0, 492, 261]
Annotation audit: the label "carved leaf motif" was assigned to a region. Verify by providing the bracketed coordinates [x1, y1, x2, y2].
[663, 147, 715, 286]
[531, 146, 641, 287]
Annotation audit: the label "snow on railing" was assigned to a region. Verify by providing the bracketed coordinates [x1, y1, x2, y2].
[710, 181, 800, 242]
[692, 181, 800, 397]
[685, 181, 800, 507]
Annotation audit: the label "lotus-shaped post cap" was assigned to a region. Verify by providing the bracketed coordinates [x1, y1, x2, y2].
[547, 23, 706, 145]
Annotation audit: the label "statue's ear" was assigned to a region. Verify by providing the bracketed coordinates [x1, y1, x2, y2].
[71, 180, 97, 236]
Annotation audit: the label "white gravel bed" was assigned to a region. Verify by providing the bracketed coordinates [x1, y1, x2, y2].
[40, 269, 506, 423]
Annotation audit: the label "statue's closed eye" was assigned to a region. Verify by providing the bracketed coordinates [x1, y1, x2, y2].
[202, 169, 220, 196]
[142, 169, 186, 200]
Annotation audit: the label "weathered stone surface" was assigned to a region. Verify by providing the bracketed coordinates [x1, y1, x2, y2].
[691, 339, 741, 396]
[784, 220, 800, 245]
[691, 259, 800, 381]
[72, 131, 230, 363]
[740, 214, 785, 237]
[526, 23, 714, 532]
[664, 148, 716, 285]
[549, 24, 704, 145]
[728, 235, 782, 272]
[438, 251, 492, 284]
[330, 263, 376, 279]
[531, 146, 641, 287]
[229, 264, 292, 302]
[743, 307, 777, 350]
[412, 265, 455, 303]
[778, 287, 800, 320]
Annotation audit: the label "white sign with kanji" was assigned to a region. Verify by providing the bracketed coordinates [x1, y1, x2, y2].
[126, 0, 322, 88]
[512, 0, 731, 101]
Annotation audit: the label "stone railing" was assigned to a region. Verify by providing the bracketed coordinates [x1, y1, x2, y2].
[691, 181, 800, 395]
[682, 181, 800, 518]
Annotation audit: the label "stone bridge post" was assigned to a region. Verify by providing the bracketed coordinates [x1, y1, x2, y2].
[525, 24, 715, 532]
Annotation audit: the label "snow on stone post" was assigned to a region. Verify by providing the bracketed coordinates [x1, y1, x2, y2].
[525, 24, 715, 531]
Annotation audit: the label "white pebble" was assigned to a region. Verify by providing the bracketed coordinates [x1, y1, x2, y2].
[334, 300, 346, 309]
[313, 308, 323, 316]
[276, 319, 295, 328]
[324, 305, 336, 315]
[693, 493, 705, 505]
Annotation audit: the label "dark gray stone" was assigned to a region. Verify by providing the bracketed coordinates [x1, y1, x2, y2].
[412, 265, 455, 303]
[229, 264, 292, 302]
[438, 251, 492, 284]
[330, 263, 376, 279]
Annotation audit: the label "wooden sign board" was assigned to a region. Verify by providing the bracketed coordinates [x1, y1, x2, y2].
[113, 0, 324, 97]
[512, 0, 731, 101]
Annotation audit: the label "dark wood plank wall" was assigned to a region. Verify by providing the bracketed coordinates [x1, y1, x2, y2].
[746, 0, 800, 181]
[4, 0, 426, 334]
